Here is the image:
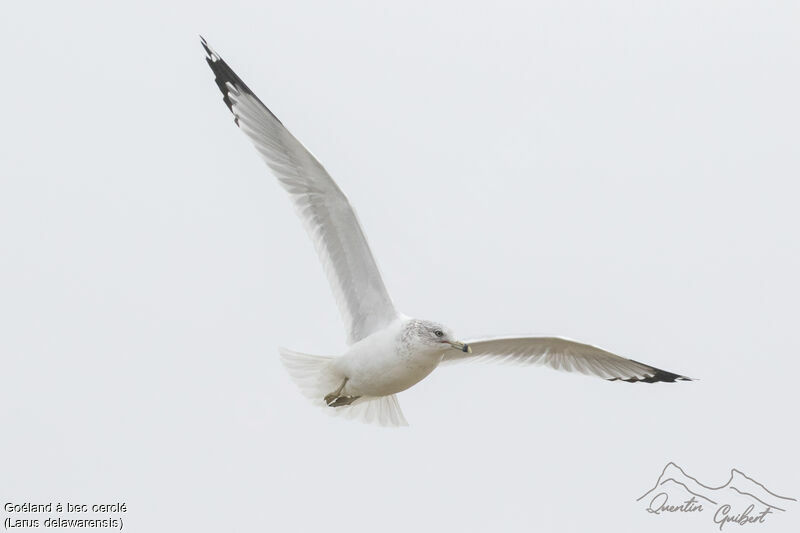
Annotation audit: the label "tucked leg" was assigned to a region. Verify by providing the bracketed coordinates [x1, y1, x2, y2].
[324, 378, 361, 407]
[327, 395, 361, 407]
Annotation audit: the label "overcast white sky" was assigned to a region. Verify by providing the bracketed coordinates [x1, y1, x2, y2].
[1, 1, 798, 532]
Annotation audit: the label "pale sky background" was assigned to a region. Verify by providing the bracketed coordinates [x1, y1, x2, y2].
[1, 2, 798, 532]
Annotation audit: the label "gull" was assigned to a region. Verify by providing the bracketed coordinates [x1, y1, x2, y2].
[200, 37, 692, 427]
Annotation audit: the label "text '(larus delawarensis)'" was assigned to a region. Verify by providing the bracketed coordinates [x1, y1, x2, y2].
[201, 37, 692, 427]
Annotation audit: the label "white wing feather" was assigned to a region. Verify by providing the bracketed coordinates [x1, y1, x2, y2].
[202, 38, 398, 344]
[443, 337, 691, 383]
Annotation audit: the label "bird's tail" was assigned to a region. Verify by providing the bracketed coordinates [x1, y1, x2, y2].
[278, 347, 408, 427]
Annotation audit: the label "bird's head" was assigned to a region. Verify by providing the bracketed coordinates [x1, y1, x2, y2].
[403, 319, 471, 355]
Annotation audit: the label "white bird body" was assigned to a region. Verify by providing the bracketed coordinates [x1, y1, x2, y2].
[334, 317, 444, 397]
[201, 37, 692, 427]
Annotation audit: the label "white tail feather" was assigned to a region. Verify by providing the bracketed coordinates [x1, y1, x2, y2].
[278, 348, 408, 427]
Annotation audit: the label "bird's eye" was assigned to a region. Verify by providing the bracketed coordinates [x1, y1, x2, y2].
[434, 330, 444, 338]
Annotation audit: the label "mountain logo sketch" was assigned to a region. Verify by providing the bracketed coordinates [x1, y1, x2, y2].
[638, 462, 796, 529]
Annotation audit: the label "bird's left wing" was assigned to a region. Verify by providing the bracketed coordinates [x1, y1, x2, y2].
[443, 337, 691, 383]
[201, 37, 398, 344]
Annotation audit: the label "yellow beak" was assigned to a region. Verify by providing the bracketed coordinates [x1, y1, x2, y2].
[448, 341, 471, 353]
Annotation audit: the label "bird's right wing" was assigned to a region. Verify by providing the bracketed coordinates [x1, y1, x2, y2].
[443, 336, 692, 383]
[201, 37, 398, 344]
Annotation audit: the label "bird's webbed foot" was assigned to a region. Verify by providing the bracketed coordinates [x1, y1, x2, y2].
[325, 395, 361, 407]
[324, 377, 361, 407]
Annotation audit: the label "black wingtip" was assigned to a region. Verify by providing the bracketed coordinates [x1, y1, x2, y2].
[199, 37, 241, 117]
[607, 361, 694, 384]
[199, 35, 213, 59]
[199, 37, 283, 127]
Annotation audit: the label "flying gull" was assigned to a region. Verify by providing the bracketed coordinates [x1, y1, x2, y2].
[200, 37, 692, 427]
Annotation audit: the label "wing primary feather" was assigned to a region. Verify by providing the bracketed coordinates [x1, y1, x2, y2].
[200, 37, 398, 344]
[200, 36, 283, 126]
[444, 336, 692, 384]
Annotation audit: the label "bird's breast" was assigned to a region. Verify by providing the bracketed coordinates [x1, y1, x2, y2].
[338, 344, 443, 397]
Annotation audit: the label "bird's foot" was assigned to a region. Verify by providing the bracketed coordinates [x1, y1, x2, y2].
[324, 394, 361, 407]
